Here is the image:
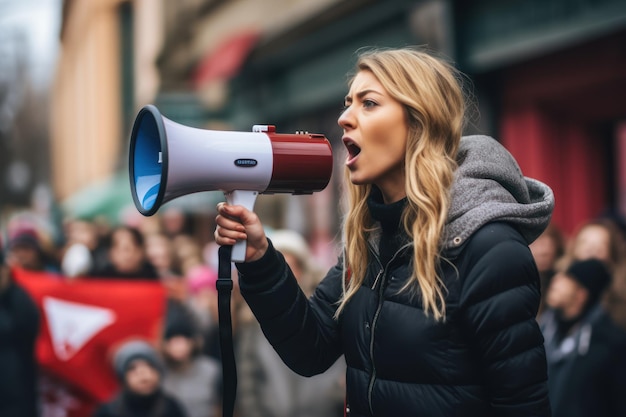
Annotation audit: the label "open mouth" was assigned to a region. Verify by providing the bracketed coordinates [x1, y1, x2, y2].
[343, 139, 361, 160]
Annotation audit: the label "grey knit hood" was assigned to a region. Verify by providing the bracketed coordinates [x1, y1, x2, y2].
[443, 135, 554, 251]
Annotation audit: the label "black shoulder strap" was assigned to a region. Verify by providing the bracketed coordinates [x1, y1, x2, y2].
[216, 245, 237, 417]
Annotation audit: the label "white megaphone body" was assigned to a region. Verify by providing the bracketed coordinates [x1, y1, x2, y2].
[129, 104, 333, 262]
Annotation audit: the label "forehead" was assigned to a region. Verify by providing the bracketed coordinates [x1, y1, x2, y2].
[112, 229, 137, 245]
[578, 225, 609, 239]
[347, 70, 385, 95]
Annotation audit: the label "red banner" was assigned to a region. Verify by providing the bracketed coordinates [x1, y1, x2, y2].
[13, 268, 166, 417]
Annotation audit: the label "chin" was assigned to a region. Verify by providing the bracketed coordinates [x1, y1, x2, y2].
[348, 172, 368, 186]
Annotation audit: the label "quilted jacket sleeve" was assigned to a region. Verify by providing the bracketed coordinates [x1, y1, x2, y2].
[236, 240, 344, 377]
[458, 223, 552, 417]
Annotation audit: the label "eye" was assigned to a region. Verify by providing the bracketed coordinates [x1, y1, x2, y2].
[363, 99, 377, 108]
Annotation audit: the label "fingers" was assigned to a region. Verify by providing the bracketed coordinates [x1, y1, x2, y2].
[214, 202, 269, 262]
[214, 204, 247, 245]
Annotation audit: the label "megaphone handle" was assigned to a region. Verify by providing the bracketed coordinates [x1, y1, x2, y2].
[224, 190, 259, 262]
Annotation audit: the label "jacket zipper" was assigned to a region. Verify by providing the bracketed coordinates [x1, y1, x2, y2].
[366, 246, 404, 416]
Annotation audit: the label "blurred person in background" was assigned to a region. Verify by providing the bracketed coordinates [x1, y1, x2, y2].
[145, 231, 181, 280]
[161, 307, 221, 417]
[145, 231, 187, 304]
[6, 228, 60, 273]
[90, 225, 158, 280]
[173, 235, 205, 277]
[161, 207, 194, 240]
[530, 223, 565, 315]
[558, 218, 626, 330]
[162, 235, 211, 311]
[215, 48, 554, 416]
[94, 339, 187, 417]
[60, 219, 109, 278]
[606, 260, 626, 331]
[559, 218, 625, 269]
[539, 258, 626, 417]
[236, 229, 345, 417]
[61, 241, 93, 278]
[269, 229, 327, 295]
[0, 238, 40, 417]
[181, 244, 241, 361]
[185, 264, 218, 341]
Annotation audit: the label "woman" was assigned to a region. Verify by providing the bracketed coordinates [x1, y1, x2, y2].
[559, 218, 625, 270]
[214, 48, 554, 416]
[90, 225, 158, 279]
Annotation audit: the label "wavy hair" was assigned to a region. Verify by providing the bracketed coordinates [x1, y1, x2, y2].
[336, 48, 465, 321]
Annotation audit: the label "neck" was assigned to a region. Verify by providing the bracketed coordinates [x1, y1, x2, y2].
[380, 189, 406, 205]
[368, 188, 408, 265]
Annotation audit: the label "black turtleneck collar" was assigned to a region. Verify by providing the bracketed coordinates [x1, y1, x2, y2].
[367, 187, 407, 231]
[367, 186, 408, 266]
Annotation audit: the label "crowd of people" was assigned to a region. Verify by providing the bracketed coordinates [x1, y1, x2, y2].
[530, 217, 626, 417]
[0, 207, 345, 417]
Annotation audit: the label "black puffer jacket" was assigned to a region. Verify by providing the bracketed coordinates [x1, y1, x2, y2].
[237, 136, 554, 416]
[239, 222, 549, 416]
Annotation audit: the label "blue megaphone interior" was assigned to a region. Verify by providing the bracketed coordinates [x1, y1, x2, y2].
[130, 106, 166, 215]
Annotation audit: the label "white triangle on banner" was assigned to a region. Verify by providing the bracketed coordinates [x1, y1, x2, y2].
[43, 296, 116, 361]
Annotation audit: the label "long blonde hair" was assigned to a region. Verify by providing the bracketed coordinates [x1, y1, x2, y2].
[336, 48, 465, 321]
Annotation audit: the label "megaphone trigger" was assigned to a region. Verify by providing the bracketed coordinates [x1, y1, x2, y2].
[224, 190, 259, 263]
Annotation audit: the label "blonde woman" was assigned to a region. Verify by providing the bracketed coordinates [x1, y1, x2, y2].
[215, 48, 554, 416]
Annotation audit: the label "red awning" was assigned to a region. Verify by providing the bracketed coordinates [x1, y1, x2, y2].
[193, 30, 261, 87]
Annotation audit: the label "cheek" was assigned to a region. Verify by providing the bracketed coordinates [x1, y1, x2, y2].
[126, 372, 143, 390]
[386, 115, 408, 158]
[165, 338, 193, 358]
[367, 123, 407, 161]
[594, 242, 611, 260]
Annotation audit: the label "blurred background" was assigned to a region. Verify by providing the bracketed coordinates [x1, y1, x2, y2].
[1, 0, 626, 256]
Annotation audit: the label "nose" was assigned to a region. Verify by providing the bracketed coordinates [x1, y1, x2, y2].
[338, 106, 354, 130]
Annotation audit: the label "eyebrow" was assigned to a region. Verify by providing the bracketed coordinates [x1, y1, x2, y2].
[344, 89, 382, 103]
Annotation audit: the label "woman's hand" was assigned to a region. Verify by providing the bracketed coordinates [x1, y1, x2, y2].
[214, 202, 268, 262]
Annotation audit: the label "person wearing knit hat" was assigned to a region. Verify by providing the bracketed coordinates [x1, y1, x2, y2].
[539, 259, 626, 417]
[544, 259, 612, 324]
[160, 306, 222, 417]
[565, 259, 612, 305]
[113, 340, 165, 383]
[93, 339, 186, 417]
[6, 229, 60, 273]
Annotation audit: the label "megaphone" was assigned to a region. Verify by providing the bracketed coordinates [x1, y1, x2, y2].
[129, 104, 333, 261]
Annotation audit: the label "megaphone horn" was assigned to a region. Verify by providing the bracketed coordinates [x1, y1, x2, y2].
[129, 104, 333, 261]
